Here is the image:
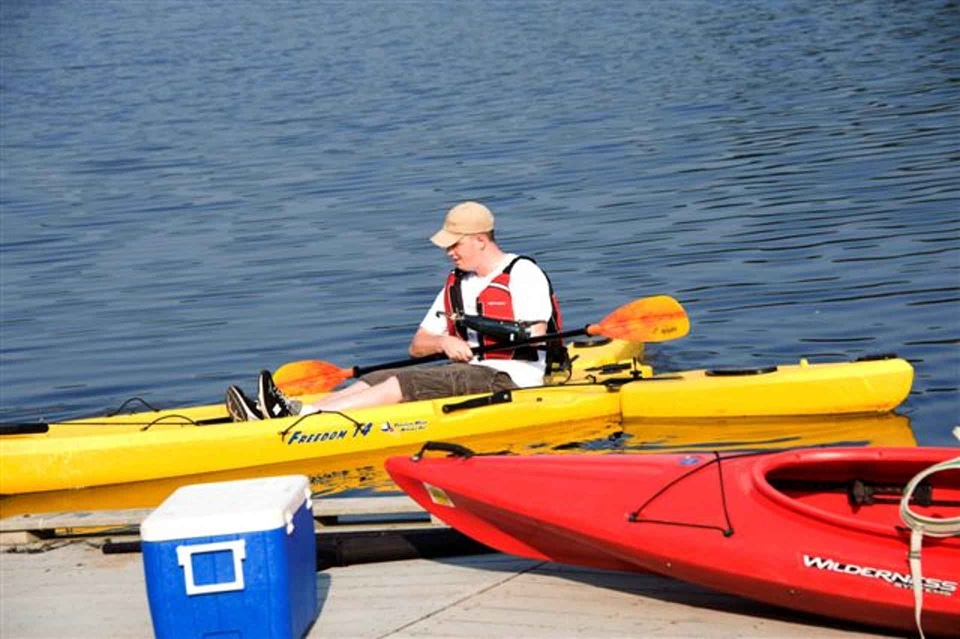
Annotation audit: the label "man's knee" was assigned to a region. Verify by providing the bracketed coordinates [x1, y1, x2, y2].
[372, 376, 404, 403]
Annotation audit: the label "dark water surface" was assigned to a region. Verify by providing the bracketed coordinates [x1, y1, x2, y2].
[2, 1, 958, 447]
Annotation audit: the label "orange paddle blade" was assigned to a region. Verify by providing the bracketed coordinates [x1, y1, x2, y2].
[587, 295, 689, 342]
[273, 359, 353, 395]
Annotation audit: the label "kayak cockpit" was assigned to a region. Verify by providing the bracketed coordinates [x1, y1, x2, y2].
[754, 448, 960, 534]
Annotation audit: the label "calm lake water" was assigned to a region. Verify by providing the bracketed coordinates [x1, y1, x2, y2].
[2, 1, 958, 449]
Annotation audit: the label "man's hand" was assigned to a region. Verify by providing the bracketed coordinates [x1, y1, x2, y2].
[439, 334, 474, 361]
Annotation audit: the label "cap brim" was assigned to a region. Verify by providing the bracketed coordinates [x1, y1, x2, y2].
[430, 229, 463, 248]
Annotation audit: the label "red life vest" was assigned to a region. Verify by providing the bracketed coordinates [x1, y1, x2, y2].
[443, 256, 563, 361]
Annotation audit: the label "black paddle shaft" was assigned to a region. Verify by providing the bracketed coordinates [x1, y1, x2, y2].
[351, 325, 592, 378]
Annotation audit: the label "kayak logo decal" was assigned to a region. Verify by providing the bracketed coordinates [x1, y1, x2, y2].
[380, 420, 428, 434]
[353, 422, 372, 438]
[679, 455, 703, 466]
[802, 554, 957, 597]
[286, 429, 348, 445]
[381, 419, 430, 433]
[286, 421, 373, 444]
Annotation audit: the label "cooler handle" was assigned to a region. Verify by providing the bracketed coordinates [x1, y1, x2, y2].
[176, 540, 247, 596]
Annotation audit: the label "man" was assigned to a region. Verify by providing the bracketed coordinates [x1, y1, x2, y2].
[226, 201, 562, 421]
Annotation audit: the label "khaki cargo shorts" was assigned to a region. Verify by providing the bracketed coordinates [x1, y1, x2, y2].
[360, 363, 517, 402]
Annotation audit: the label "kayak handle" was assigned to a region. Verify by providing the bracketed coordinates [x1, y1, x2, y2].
[441, 390, 513, 414]
[412, 441, 476, 461]
[0, 423, 50, 435]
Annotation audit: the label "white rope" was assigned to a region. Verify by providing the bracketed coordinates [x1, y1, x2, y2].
[899, 455, 960, 639]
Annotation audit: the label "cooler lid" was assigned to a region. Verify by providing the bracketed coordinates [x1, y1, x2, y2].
[140, 475, 311, 542]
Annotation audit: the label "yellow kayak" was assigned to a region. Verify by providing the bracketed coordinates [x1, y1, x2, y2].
[0, 417, 624, 517]
[0, 384, 621, 495]
[0, 412, 915, 519]
[0, 351, 912, 495]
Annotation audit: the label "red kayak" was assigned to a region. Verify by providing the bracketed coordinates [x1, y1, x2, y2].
[386, 445, 960, 636]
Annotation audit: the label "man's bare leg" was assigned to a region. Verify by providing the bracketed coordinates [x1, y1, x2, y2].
[301, 377, 402, 413]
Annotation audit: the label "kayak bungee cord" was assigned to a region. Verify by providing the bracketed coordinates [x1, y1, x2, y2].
[899, 455, 960, 639]
[627, 451, 736, 537]
[106, 397, 161, 416]
[624, 448, 803, 536]
[138, 414, 210, 431]
[0, 397, 221, 432]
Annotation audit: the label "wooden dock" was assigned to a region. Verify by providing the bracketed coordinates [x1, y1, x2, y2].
[0, 496, 900, 638]
[1, 541, 898, 638]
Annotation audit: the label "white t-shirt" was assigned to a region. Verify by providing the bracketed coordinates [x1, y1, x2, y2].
[419, 254, 553, 388]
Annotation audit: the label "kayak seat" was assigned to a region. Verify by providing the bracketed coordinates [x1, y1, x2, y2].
[849, 478, 932, 507]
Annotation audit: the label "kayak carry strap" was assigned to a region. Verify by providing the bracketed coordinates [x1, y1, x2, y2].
[412, 441, 476, 461]
[0, 423, 50, 435]
[899, 455, 960, 639]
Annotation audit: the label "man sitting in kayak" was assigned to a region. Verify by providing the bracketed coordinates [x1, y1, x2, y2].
[225, 200, 564, 421]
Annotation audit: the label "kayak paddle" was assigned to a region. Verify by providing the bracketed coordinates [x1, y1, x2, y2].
[273, 295, 689, 395]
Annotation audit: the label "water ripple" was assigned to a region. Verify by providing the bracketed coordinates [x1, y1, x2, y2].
[1, 0, 957, 447]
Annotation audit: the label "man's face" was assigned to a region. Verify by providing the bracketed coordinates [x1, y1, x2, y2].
[445, 234, 484, 271]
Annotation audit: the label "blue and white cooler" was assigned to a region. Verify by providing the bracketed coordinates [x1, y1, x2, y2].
[141, 475, 318, 639]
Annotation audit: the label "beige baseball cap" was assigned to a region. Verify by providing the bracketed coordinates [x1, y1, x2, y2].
[430, 201, 495, 248]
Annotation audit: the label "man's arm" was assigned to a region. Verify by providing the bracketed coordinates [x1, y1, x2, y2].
[510, 259, 552, 339]
[409, 327, 474, 361]
[411, 288, 475, 361]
